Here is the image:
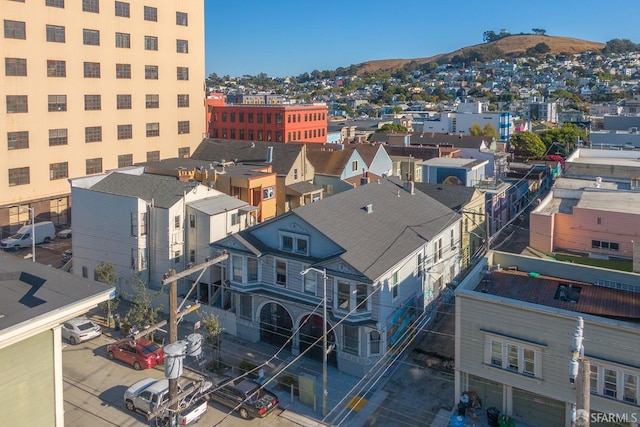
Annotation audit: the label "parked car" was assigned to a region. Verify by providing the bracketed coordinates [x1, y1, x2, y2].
[124, 377, 211, 425]
[61, 317, 102, 345]
[0, 221, 56, 250]
[58, 228, 72, 239]
[209, 375, 279, 419]
[107, 337, 164, 370]
[61, 250, 72, 263]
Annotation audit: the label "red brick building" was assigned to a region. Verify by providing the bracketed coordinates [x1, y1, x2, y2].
[206, 95, 328, 143]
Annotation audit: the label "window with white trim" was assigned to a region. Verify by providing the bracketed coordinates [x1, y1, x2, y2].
[263, 186, 275, 200]
[334, 279, 369, 312]
[247, 258, 258, 283]
[369, 330, 381, 355]
[391, 271, 399, 300]
[485, 334, 542, 378]
[303, 270, 316, 295]
[590, 363, 640, 403]
[279, 231, 309, 255]
[232, 255, 242, 281]
[343, 325, 359, 355]
[275, 259, 287, 286]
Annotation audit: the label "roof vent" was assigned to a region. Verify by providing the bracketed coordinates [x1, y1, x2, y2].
[364, 203, 373, 214]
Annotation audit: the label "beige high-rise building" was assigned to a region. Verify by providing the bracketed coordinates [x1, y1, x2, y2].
[2, 0, 205, 234]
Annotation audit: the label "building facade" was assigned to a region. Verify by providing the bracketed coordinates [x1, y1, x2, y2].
[205, 98, 328, 144]
[456, 251, 640, 427]
[2, 0, 205, 234]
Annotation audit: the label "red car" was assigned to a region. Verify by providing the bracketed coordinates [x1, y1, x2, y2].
[106, 338, 164, 370]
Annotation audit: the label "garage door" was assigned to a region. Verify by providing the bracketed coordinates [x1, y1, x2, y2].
[512, 387, 565, 427]
[468, 375, 503, 412]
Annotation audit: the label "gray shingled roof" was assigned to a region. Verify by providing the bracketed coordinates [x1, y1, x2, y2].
[90, 172, 197, 208]
[291, 177, 460, 281]
[413, 182, 477, 211]
[191, 139, 304, 176]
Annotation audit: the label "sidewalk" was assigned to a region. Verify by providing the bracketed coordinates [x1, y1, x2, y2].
[87, 300, 373, 426]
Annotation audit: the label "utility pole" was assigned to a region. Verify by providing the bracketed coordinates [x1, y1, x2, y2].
[162, 252, 228, 426]
[570, 317, 590, 427]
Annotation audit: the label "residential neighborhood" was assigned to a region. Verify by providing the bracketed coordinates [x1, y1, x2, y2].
[2, 2, 640, 427]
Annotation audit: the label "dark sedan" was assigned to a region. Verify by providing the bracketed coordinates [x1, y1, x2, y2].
[209, 375, 279, 419]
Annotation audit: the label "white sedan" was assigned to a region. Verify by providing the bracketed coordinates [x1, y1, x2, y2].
[61, 317, 102, 345]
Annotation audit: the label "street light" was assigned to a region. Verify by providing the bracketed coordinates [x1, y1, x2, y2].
[11, 205, 35, 263]
[300, 266, 328, 417]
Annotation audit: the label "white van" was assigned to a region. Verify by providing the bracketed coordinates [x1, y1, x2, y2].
[0, 221, 56, 250]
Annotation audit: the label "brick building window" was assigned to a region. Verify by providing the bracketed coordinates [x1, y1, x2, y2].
[47, 60, 66, 77]
[46, 25, 65, 42]
[5, 20, 26, 39]
[86, 158, 102, 174]
[5, 58, 27, 76]
[9, 167, 30, 186]
[117, 124, 132, 140]
[85, 126, 102, 143]
[117, 94, 131, 109]
[49, 128, 67, 146]
[8, 131, 29, 150]
[50, 162, 68, 180]
[83, 29, 100, 46]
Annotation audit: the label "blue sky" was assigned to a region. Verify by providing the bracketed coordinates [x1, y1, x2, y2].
[205, 0, 640, 78]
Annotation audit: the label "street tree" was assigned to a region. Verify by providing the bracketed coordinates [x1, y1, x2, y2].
[469, 123, 483, 136]
[95, 261, 118, 325]
[510, 131, 546, 159]
[122, 278, 163, 338]
[483, 123, 499, 140]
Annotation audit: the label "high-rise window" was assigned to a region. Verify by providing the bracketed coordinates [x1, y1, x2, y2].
[8, 131, 28, 150]
[145, 65, 158, 79]
[5, 20, 26, 40]
[50, 162, 68, 180]
[176, 39, 188, 53]
[144, 6, 157, 21]
[147, 151, 159, 162]
[116, 63, 131, 79]
[84, 95, 101, 111]
[82, 0, 99, 13]
[118, 154, 133, 168]
[145, 94, 159, 108]
[114, 1, 129, 17]
[86, 158, 102, 174]
[85, 126, 102, 143]
[177, 67, 189, 80]
[83, 29, 100, 46]
[176, 12, 188, 26]
[83, 62, 101, 78]
[5, 58, 27, 76]
[48, 128, 67, 146]
[8, 167, 30, 186]
[46, 0, 65, 8]
[46, 25, 65, 43]
[115, 32, 130, 48]
[144, 36, 158, 51]
[178, 121, 190, 134]
[146, 123, 159, 137]
[47, 60, 66, 77]
[117, 124, 132, 140]
[47, 95, 66, 112]
[177, 94, 189, 108]
[116, 94, 131, 109]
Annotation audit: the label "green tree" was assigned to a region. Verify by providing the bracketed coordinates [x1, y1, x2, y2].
[483, 123, 499, 140]
[539, 123, 586, 152]
[122, 279, 163, 339]
[531, 28, 547, 35]
[95, 261, 118, 325]
[469, 123, 483, 136]
[510, 131, 546, 159]
[377, 123, 408, 133]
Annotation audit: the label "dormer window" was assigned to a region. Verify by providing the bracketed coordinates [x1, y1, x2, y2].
[279, 231, 309, 255]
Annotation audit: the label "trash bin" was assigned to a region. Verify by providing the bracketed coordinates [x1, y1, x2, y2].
[113, 313, 121, 331]
[449, 414, 465, 427]
[457, 401, 466, 416]
[487, 407, 500, 427]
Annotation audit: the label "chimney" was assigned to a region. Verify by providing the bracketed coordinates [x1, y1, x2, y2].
[403, 180, 415, 195]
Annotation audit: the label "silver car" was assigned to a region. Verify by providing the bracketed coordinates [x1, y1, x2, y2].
[61, 317, 102, 345]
